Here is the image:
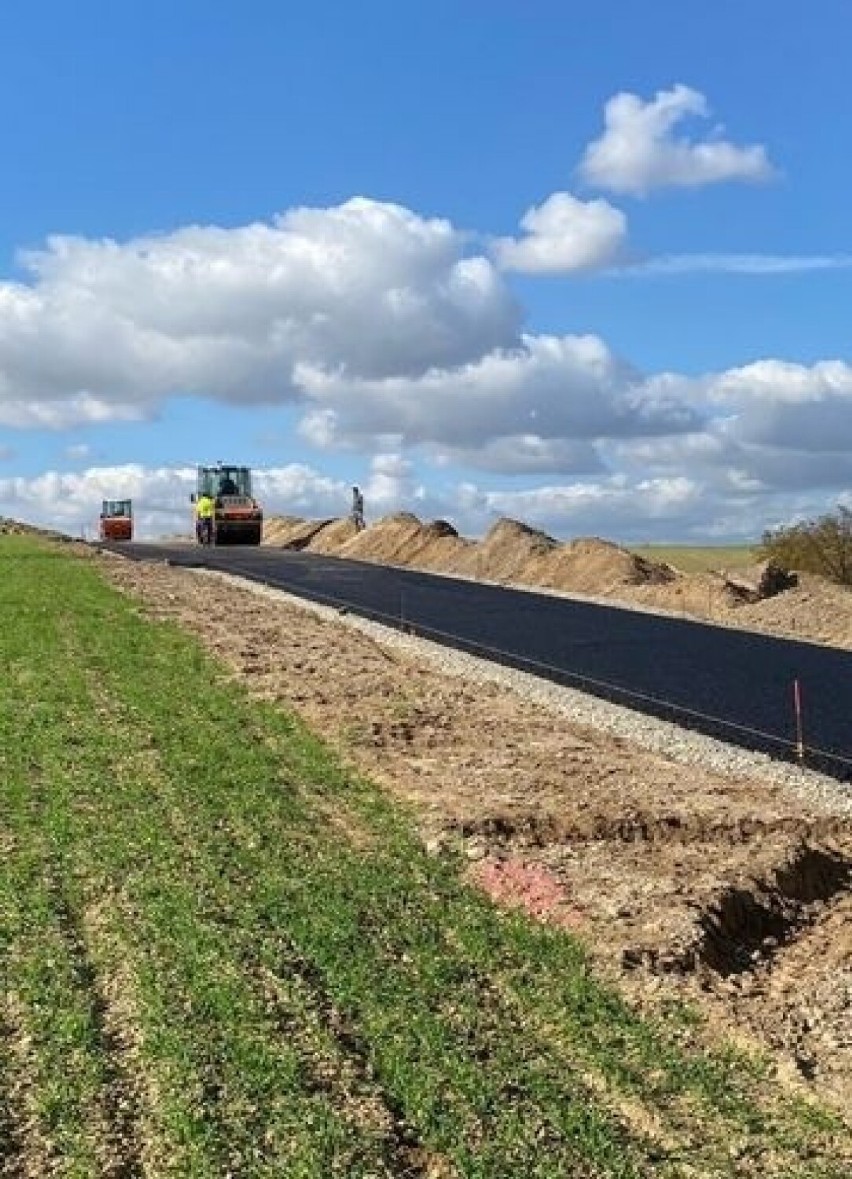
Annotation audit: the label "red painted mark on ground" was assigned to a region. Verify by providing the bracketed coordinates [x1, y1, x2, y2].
[468, 857, 584, 930]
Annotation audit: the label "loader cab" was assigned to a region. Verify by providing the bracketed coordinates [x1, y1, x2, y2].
[196, 465, 253, 501]
[99, 499, 133, 542]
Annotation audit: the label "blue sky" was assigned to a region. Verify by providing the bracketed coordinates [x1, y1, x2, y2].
[1, 0, 851, 540]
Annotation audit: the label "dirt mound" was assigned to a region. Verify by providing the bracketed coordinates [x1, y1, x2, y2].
[263, 515, 306, 544]
[624, 570, 729, 614]
[338, 512, 427, 563]
[734, 574, 852, 648]
[338, 512, 471, 568]
[303, 518, 361, 553]
[723, 560, 799, 603]
[448, 517, 559, 582]
[330, 518, 676, 597]
[412, 520, 475, 572]
[263, 516, 337, 549]
[534, 536, 677, 595]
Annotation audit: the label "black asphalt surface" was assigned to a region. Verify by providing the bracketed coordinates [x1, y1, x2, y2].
[107, 542, 852, 783]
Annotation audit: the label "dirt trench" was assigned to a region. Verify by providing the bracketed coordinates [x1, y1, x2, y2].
[696, 844, 851, 977]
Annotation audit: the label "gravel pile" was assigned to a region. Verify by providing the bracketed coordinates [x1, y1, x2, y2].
[211, 570, 852, 822]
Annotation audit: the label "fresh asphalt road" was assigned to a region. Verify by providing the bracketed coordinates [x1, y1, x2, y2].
[108, 542, 852, 782]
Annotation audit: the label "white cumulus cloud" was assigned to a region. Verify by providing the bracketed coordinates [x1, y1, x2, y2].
[2, 183, 851, 544]
[294, 332, 701, 462]
[494, 192, 627, 274]
[0, 198, 519, 428]
[579, 84, 775, 195]
[643, 358, 852, 454]
[706, 359, 852, 452]
[450, 475, 706, 539]
[607, 358, 852, 500]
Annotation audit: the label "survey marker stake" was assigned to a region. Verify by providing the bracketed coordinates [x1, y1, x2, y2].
[793, 678, 805, 763]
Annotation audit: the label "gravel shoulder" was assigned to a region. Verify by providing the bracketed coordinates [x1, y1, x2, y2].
[99, 551, 852, 1119]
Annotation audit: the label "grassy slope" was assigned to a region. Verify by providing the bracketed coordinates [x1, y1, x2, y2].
[0, 535, 847, 1178]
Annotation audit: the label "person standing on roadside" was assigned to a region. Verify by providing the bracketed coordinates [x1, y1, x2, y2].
[351, 485, 365, 531]
[195, 491, 216, 544]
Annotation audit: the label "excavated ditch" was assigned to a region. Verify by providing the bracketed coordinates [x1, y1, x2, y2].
[696, 843, 852, 977]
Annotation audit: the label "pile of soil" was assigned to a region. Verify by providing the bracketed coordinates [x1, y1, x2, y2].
[300, 517, 360, 553]
[735, 574, 852, 648]
[264, 513, 675, 595]
[534, 536, 677, 595]
[263, 516, 337, 549]
[338, 512, 468, 567]
[449, 518, 559, 583]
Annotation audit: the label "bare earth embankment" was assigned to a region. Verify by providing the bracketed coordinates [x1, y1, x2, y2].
[101, 532, 852, 1123]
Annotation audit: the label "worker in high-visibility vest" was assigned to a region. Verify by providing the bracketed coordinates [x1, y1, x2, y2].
[195, 492, 216, 545]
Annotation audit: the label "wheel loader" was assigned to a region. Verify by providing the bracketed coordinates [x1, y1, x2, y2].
[99, 498, 133, 542]
[192, 464, 263, 545]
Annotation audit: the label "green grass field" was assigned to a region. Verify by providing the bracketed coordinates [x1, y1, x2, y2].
[630, 545, 757, 574]
[0, 534, 847, 1177]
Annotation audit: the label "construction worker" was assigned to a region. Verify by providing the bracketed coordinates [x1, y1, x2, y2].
[196, 490, 216, 545]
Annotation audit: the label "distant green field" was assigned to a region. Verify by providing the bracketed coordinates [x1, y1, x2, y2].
[630, 544, 757, 574]
[0, 534, 847, 1177]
